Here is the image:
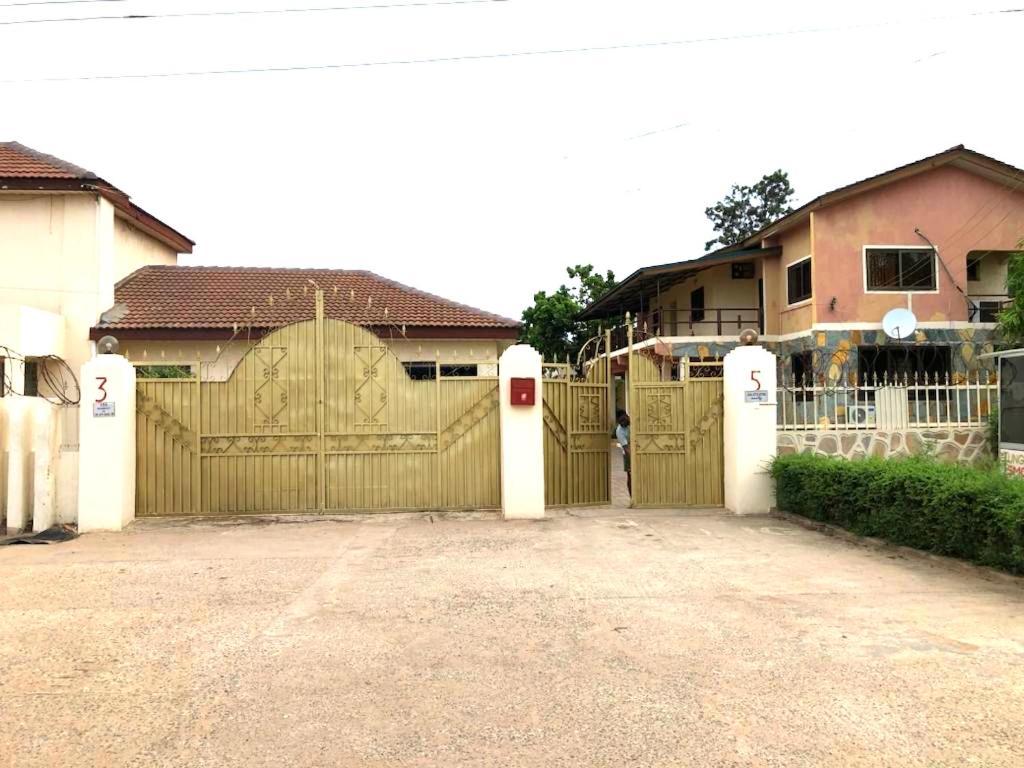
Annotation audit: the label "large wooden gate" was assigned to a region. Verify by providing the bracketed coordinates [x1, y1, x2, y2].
[541, 342, 613, 507]
[135, 292, 500, 516]
[627, 331, 724, 508]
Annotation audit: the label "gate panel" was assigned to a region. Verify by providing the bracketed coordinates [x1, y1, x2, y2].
[136, 378, 199, 516]
[137, 290, 501, 516]
[628, 343, 724, 508]
[438, 378, 500, 509]
[199, 319, 320, 515]
[541, 351, 612, 507]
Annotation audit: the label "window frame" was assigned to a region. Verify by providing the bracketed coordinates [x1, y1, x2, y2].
[690, 287, 706, 323]
[863, 245, 939, 294]
[786, 256, 812, 306]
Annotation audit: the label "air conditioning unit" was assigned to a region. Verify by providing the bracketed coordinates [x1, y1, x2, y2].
[846, 404, 876, 426]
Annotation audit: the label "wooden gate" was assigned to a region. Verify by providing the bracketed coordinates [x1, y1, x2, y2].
[627, 328, 724, 508]
[541, 339, 613, 507]
[135, 291, 500, 516]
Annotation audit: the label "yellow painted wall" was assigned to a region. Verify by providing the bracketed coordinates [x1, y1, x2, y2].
[114, 216, 177, 281]
[0, 193, 182, 374]
[769, 221, 814, 335]
[122, 337, 513, 382]
[0, 193, 102, 374]
[651, 261, 761, 336]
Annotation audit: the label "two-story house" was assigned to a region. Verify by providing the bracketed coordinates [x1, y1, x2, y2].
[1, 141, 195, 524]
[580, 146, 1022, 387]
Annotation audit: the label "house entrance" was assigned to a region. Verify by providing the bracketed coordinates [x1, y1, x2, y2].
[626, 328, 725, 508]
[540, 336, 613, 507]
[134, 290, 500, 516]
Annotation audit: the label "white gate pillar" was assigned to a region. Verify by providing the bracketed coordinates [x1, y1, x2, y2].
[498, 345, 545, 520]
[30, 401, 58, 532]
[3, 399, 31, 535]
[78, 354, 136, 532]
[723, 344, 777, 515]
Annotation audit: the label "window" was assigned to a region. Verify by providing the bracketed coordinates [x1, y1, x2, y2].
[402, 362, 478, 380]
[858, 345, 951, 391]
[690, 287, 706, 323]
[791, 350, 814, 387]
[786, 259, 812, 304]
[865, 247, 937, 291]
[967, 257, 981, 282]
[24, 361, 39, 397]
[1000, 355, 1024, 448]
[791, 350, 814, 401]
[731, 262, 755, 279]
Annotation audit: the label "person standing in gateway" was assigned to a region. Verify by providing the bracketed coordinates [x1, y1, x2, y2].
[615, 410, 631, 497]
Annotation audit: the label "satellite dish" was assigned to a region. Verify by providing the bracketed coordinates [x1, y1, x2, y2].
[882, 308, 917, 340]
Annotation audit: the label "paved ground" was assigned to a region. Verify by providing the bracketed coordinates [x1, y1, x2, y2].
[2, 510, 1023, 768]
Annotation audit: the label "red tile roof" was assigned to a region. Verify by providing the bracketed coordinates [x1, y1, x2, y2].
[0, 141, 98, 179]
[0, 141, 194, 252]
[94, 266, 520, 336]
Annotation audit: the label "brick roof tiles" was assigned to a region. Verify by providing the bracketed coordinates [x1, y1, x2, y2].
[98, 266, 520, 331]
[0, 141, 98, 180]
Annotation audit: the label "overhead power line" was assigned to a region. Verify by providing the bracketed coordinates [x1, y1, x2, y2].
[0, 0, 127, 7]
[2, 6, 1021, 84]
[0, 0, 507, 25]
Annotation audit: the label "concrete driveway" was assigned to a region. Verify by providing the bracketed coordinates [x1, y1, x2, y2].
[2, 510, 1023, 768]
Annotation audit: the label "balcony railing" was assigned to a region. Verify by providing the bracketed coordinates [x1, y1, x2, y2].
[610, 307, 763, 350]
[967, 296, 1011, 323]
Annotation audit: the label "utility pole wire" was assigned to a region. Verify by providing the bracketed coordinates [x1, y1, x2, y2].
[1, 6, 1020, 83]
[0, 0, 127, 7]
[0, 0, 507, 25]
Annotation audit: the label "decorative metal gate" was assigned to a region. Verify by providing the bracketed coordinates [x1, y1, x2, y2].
[627, 327, 724, 507]
[541, 336, 613, 507]
[135, 291, 501, 516]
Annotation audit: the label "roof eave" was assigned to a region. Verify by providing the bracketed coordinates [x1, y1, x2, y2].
[578, 246, 780, 320]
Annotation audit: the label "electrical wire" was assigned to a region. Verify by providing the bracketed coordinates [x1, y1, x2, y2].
[0, 0, 127, 6]
[0, 345, 80, 405]
[3, 7, 1022, 83]
[0, 0, 507, 26]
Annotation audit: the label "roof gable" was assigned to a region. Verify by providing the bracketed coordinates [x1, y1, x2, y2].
[0, 141, 194, 253]
[738, 145, 1024, 247]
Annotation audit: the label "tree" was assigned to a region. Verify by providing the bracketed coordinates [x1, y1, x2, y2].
[704, 169, 796, 251]
[997, 244, 1024, 342]
[519, 265, 617, 362]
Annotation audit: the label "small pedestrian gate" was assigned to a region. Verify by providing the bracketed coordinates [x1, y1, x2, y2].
[135, 291, 500, 516]
[627, 333, 724, 507]
[541, 343, 613, 507]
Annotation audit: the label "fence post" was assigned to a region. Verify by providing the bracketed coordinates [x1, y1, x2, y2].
[498, 345, 545, 520]
[77, 354, 136, 532]
[723, 344, 778, 514]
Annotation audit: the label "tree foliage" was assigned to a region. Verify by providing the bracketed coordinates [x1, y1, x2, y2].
[997, 245, 1024, 343]
[519, 265, 617, 362]
[704, 169, 796, 251]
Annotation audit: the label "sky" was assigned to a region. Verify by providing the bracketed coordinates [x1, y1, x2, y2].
[1, 0, 1022, 320]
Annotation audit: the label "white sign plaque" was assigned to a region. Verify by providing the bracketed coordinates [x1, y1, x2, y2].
[744, 390, 769, 403]
[93, 401, 116, 418]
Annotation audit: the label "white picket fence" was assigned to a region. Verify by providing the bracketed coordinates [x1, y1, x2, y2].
[777, 371, 997, 431]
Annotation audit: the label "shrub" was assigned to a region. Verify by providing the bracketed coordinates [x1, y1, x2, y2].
[770, 453, 1024, 574]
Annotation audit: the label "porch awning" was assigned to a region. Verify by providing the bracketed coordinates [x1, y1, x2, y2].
[578, 246, 780, 320]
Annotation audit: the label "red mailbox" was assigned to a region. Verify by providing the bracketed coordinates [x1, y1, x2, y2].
[510, 377, 536, 406]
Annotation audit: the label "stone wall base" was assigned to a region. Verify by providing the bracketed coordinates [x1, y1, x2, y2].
[778, 427, 990, 466]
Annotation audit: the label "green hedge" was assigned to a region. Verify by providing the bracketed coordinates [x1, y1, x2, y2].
[770, 454, 1024, 574]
